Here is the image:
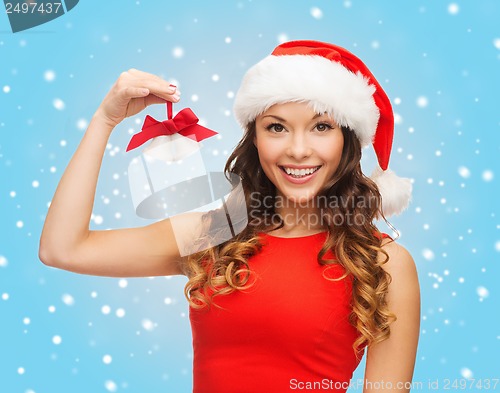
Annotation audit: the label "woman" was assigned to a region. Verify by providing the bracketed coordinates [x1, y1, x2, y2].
[40, 40, 420, 392]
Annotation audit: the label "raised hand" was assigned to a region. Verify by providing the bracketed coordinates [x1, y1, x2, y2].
[95, 68, 180, 128]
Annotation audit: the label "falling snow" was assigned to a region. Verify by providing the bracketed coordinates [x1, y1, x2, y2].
[101, 305, 111, 315]
[2, 2, 499, 392]
[460, 367, 473, 379]
[447, 3, 460, 15]
[104, 380, 117, 392]
[277, 33, 289, 43]
[476, 286, 489, 299]
[142, 319, 155, 331]
[422, 249, 435, 261]
[482, 170, 494, 182]
[62, 294, 75, 306]
[44, 70, 56, 82]
[458, 166, 471, 178]
[416, 96, 429, 108]
[53, 98, 65, 110]
[310, 7, 323, 19]
[118, 279, 128, 288]
[76, 118, 88, 130]
[172, 46, 184, 58]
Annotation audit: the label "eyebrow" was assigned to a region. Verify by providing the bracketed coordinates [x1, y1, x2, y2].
[261, 113, 324, 122]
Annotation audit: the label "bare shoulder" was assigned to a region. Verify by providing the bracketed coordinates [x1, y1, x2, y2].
[377, 237, 420, 326]
[378, 237, 418, 282]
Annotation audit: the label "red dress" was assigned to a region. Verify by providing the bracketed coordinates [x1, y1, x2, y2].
[189, 231, 391, 393]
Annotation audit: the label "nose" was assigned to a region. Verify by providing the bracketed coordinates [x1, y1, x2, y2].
[286, 131, 313, 159]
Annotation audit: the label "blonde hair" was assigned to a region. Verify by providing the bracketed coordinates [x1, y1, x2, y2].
[183, 123, 397, 359]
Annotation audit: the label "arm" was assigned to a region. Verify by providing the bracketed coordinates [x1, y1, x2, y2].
[362, 240, 421, 392]
[39, 69, 189, 277]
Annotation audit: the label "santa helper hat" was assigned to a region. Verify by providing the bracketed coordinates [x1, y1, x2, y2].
[233, 40, 412, 217]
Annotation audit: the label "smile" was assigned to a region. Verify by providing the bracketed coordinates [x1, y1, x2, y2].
[279, 165, 322, 177]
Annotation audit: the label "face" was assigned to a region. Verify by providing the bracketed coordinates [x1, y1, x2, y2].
[254, 102, 344, 204]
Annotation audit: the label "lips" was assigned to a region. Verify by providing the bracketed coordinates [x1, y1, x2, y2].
[279, 165, 322, 177]
[277, 165, 322, 184]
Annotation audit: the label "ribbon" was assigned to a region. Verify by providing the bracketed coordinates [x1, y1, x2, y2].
[126, 101, 218, 152]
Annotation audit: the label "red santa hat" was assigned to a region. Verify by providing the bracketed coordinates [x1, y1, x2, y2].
[233, 40, 412, 217]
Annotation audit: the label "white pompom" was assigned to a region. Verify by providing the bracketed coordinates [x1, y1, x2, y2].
[370, 166, 412, 217]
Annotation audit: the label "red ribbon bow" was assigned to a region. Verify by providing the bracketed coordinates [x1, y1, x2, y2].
[126, 101, 218, 152]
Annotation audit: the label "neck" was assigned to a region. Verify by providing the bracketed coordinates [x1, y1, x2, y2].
[272, 194, 326, 233]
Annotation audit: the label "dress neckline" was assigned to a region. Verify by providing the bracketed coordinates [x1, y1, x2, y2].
[258, 230, 328, 239]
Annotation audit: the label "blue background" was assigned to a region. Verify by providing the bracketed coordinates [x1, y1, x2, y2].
[1, 1, 499, 392]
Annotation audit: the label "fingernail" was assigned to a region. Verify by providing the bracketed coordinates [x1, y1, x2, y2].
[168, 83, 177, 93]
[172, 94, 180, 101]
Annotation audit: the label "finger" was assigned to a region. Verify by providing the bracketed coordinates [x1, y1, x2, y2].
[119, 86, 179, 107]
[127, 71, 177, 94]
[144, 94, 169, 106]
[146, 91, 181, 104]
[120, 86, 151, 100]
[133, 78, 178, 100]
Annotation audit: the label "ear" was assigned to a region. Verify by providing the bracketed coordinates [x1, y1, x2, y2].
[253, 135, 257, 148]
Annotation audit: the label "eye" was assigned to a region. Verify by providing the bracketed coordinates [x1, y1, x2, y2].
[314, 122, 334, 132]
[266, 123, 286, 133]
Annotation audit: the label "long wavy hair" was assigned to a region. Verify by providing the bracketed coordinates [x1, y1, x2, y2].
[183, 120, 397, 360]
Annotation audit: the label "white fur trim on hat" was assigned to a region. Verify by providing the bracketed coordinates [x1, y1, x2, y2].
[370, 165, 412, 217]
[233, 54, 380, 147]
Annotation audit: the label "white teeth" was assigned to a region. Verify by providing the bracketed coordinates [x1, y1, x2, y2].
[283, 166, 320, 176]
